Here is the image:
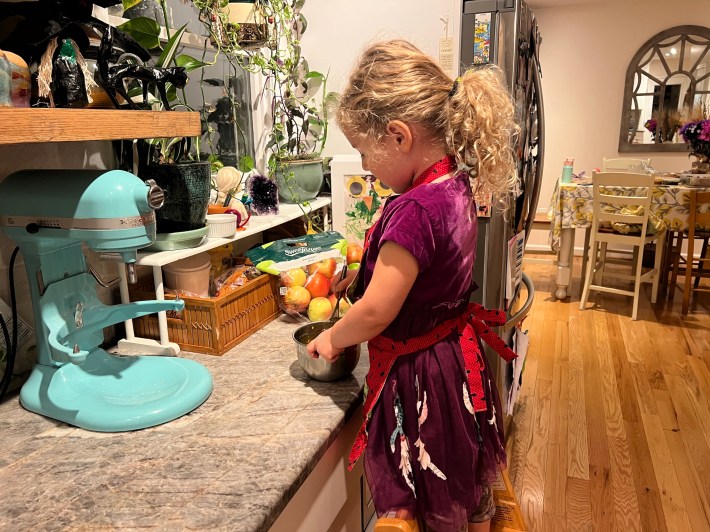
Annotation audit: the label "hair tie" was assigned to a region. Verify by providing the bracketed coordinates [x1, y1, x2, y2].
[448, 77, 461, 98]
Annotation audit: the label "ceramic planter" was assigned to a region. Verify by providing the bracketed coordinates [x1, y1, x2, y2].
[144, 162, 211, 234]
[274, 159, 324, 203]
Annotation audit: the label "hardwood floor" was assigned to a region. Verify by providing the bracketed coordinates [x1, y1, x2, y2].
[507, 257, 710, 532]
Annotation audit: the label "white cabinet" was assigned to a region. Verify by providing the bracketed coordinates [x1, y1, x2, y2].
[270, 407, 376, 532]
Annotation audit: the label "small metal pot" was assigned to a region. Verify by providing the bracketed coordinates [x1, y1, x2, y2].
[293, 321, 360, 382]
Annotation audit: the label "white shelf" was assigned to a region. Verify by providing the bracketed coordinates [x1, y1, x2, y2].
[136, 197, 331, 267]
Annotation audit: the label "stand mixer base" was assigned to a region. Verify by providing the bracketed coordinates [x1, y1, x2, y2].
[19, 349, 213, 431]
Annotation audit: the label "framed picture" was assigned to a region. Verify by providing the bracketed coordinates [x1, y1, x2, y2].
[330, 155, 394, 245]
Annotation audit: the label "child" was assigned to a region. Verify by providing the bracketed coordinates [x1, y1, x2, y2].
[307, 40, 519, 532]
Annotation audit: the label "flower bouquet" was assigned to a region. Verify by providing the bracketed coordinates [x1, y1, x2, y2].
[679, 118, 710, 173]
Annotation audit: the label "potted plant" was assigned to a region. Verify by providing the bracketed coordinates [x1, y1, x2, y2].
[246, 0, 337, 203]
[116, 4, 215, 235]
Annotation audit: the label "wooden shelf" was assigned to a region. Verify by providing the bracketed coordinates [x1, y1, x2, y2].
[0, 108, 201, 145]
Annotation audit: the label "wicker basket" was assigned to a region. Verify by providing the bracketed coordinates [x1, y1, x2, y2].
[129, 273, 280, 355]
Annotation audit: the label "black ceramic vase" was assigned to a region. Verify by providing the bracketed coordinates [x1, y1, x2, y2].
[145, 162, 211, 234]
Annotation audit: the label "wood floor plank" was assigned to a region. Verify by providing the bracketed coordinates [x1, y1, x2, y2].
[641, 412, 692, 531]
[665, 428, 710, 532]
[624, 420, 669, 532]
[607, 436, 642, 532]
[592, 309, 625, 439]
[567, 314, 589, 481]
[580, 310, 615, 530]
[666, 374, 710, 507]
[566, 477, 592, 532]
[520, 377, 552, 532]
[543, 324, 569, 520]
[542, 512, 566, 531]
[652, 389, 680, 431]
[605, 311, 639, 424]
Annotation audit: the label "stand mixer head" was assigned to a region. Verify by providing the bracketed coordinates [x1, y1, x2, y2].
[0, 169, 213, 431]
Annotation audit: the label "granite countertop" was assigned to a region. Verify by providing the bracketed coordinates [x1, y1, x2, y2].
[0, 317, 367, 531]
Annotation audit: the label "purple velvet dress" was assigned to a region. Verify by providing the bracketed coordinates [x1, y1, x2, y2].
[355, 173, 506, 531]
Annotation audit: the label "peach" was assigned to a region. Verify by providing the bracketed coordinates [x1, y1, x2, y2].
[283, 286, 311, 313]
[328, 293, 352, 316]
[281, 268, 307, 287]
[307, 258, 337, 279]
[308, 297, 333, 322]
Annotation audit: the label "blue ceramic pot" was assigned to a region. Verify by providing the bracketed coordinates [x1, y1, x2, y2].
[275, 158, 324, 203]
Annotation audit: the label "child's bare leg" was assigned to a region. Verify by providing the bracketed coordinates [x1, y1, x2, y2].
[468, 519, 491, 532]
[468, 484, 494, 532]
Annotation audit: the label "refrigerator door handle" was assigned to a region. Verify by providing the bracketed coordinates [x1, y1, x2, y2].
[522, 56, 545, 244]
[504, 272, 534, 331]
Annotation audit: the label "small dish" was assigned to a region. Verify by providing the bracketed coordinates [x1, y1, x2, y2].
[206, 213, 237, 238]
[145, 226, 209, 251]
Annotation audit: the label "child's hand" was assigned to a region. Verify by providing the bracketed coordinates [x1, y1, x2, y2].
[331, 265, 359, 294]
[307, 329, 343, 363]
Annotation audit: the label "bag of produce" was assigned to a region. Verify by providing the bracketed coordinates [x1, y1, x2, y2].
[246, 231, 350, 321]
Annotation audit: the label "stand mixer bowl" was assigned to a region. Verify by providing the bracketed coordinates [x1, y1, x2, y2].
[293, 320, 360, 382]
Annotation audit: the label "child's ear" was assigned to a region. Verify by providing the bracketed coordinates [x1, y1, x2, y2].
[386, 120, 413, 153]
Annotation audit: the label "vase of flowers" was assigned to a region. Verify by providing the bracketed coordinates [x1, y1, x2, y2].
[644, 118, 658, 141]
[679, 119, 710, 174]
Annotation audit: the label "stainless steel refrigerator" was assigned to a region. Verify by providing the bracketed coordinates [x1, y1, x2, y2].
[460, 0, 545, 420]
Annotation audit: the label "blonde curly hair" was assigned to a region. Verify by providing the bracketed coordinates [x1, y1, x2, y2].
[337, 39, 519, 205]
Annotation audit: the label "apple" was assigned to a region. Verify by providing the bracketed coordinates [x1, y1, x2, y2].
[283, 286, 311, 313]
[308, 297, 333, 322]
[305, 272, 330, 298]
[346, 243, 364, 265]
[328, 293, 352, 316]
[280, 268, 307, 287]
[307, 258, 337, 279]
[348, 262, 360, 270]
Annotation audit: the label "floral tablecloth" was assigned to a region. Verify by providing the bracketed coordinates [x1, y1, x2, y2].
[547, 182, 710, 251]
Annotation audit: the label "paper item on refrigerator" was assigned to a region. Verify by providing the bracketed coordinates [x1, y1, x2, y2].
[505, 230, 525, 303]
[438, 37, 455, 78]
[506, 327, 529, 416]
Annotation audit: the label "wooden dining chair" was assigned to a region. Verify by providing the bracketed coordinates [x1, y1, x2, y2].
[602, 158, 651, 172]
[579, 172, 665, 320]
[668, 190, 710, 315]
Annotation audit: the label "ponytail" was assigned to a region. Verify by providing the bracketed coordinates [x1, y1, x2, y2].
[446, 67, 519, 207]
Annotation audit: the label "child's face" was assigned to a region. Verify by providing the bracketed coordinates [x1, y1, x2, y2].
[343, 128, 415, 194]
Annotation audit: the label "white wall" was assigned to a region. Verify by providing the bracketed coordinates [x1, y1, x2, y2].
[300, 0, 460, 157]
[527, 0, 710, 251]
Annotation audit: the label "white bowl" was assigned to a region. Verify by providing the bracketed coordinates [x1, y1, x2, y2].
[206, 214, 237, 238]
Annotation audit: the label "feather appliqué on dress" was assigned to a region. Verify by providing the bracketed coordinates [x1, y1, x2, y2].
[462, 382, 475, 414]
[414, 376, 446, 480]
[389, 387, 416, 496]
[414, 437, 447, 480]
[487, 379, 498, 431]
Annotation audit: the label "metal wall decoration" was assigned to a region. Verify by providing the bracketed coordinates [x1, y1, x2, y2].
[619, 25, 710, 153]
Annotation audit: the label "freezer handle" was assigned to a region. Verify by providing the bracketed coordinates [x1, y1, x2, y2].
[504, 272, 534, 331]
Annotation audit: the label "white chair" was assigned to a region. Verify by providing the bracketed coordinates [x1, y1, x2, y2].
[602, 158, 651, 172]
[579, 172, 665, 320]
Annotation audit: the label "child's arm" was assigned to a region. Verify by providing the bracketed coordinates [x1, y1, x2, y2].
[307, 241, 418, 361]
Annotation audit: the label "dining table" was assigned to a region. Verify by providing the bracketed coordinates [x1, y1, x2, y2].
[547, 179, 710, 300]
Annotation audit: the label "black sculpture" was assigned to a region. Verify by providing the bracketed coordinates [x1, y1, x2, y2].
[95, 25, 188, 110]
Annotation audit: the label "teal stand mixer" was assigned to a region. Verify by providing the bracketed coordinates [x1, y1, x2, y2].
[0, 169, 213, 431]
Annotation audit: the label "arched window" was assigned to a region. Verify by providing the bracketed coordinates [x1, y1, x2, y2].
[619, 25, 710, 153]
